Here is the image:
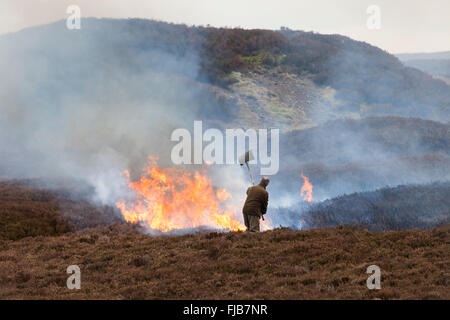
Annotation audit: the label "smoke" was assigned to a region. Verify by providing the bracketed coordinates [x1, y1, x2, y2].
[0, 18, 264, 232]
[0, 18, 215, 204]
[316, 39, 450, 122]
[1, 18, 448, 231]
[268, 117, 450, 229]
[266, 41, 450, 229]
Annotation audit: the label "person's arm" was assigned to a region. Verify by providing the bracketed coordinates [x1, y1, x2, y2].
[261, 191, 268, 215]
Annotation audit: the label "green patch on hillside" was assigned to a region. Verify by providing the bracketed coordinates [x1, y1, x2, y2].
[269, 103, 298, 121]
[242, 51, 286, 70]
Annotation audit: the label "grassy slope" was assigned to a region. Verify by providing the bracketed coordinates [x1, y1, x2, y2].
[0, 225, 448, 299]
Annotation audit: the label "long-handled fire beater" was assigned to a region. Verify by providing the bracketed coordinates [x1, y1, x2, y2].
[239, 150, 265, 220]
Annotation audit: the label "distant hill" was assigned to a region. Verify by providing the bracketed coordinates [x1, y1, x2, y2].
[396, 51, 450, 61]
[301, 182, 450, 231]
[396, 51, 450, 80]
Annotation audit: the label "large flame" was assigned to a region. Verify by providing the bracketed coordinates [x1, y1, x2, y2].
[116, 157, 245, 232]
[300, 173, 313, 203]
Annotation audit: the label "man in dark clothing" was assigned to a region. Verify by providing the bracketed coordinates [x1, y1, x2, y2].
[242, 177, 270, 232]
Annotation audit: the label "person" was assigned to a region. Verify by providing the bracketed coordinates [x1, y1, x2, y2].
[242, 177, 269, 232]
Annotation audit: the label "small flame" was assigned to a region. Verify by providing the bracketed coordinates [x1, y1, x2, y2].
[216, 188, 231, 201]
[116, 157, 245, 232]
[260, 216, 272, 231]
[300, 173, 313, 203]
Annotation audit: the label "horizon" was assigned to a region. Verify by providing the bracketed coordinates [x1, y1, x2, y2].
[4, 17, 450, 56]
[1, 0, 449, 54]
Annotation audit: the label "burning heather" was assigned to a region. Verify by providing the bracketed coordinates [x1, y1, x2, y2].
[116, 157, 245, 232]
[300, 173, 313, 203]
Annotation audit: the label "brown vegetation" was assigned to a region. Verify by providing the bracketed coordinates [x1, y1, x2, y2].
[0, 179, 122, 241]
[1, 224, 448, 300]
[0, 179, 448, 300]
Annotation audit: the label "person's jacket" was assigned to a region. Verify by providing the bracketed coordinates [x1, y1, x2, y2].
[242, 183, 269, 217]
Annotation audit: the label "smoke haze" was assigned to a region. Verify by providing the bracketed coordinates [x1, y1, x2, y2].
[0, 18, 448, 230]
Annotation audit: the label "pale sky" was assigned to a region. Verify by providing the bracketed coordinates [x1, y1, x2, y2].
[0, 0, 449, 53]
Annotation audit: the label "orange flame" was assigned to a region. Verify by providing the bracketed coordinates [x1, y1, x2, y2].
[216, 188, 231, 202]
[116, 157, 245, 232]
[300, 173, 313, 203]
[260, 216, 272, 231]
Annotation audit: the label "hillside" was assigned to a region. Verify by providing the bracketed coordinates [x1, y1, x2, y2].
[0, 179, 123, 241]
[268, 116, 450, 202]
[396, 51, 450, 84]
[1, 16, 449, 302]
[1, 18, 449, 188]
[1, 18, 449, 134]
[396, 51, 450, 61]
[396, 51, 450, 87]
[399, 59, 450, 79]
[301, 182, 450, 231]
[282, 116, 450, 164]
[0, 177, 448, 299]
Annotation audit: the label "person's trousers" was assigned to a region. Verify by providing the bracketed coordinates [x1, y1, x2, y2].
[243, 213, 260, 232]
